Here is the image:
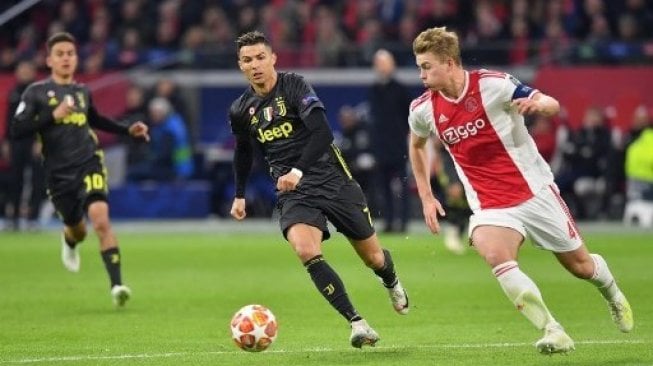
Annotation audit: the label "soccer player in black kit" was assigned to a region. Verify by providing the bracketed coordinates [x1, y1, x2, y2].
[229, 31, 409, 348]
[10, 32, 149, 307]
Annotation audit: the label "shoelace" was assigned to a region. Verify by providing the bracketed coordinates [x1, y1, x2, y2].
[609, 301, 625, 320]
[390, 287, 405, 302]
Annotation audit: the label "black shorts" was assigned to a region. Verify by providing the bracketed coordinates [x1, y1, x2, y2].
[277, 180, 375, 241]
[48, 156, 108, 226]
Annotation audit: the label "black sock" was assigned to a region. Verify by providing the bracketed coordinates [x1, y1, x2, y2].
[374, 249, 398, 288]
[304, 255, 361, 322]
[63, 233, 78, 249]
[100, 247, 122, 287]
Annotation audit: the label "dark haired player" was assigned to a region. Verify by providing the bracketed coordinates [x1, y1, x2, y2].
[10, 32, 149, 307]
[228, 31, 408, 348]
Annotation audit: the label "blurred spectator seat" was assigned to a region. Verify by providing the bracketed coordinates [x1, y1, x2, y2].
[109, 181, 210, 218]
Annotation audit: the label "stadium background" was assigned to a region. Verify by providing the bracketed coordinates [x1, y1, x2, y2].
[1, 2, 652, 365]
[0, 0, 652, 223]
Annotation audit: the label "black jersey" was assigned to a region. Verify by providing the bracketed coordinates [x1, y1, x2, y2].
[229, 72, 352, 197]
[10, 78, 129, 176]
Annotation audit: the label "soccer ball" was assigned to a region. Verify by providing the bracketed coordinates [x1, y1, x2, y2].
[230, 304, 278, 352]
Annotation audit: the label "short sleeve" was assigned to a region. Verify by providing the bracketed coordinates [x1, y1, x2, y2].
[284, 73, 325, 120]
[408, 97, 434, 138]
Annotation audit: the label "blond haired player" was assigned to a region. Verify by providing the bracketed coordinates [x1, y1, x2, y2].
[408, 27, 633, 354]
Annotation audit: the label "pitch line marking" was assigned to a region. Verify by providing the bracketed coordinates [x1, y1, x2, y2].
[0, 340, 646, 364]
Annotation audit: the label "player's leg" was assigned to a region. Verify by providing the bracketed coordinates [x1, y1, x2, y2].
[471, 223, 573, 354]
[51, 190, 87, 272]
[86, 199, 130, 307]
[555, 246, 633, 332]
[325, 180, 409, 315]
[280, 198, 373, 346]
[61, 219, 86, 273]
[349, 235, 409, 315]
[286, 222, 377, 347]
[287, 223, 361, 321]
[535, 184, 633, 333]
[78, 155, 130, 305]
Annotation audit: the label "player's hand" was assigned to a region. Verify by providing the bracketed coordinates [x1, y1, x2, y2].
[52, 95, 76, 120]
[230, 198, 247, 220]
[511, 98, 540, 115]
[276, 171, 301, 192]
[129, 121, 150, 142]
[422, 196, 446, 234]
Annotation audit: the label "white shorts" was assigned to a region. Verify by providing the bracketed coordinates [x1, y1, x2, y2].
[468, 184, 583, 253]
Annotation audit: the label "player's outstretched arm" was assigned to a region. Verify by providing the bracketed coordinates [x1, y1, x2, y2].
[409, 132, 446, 234]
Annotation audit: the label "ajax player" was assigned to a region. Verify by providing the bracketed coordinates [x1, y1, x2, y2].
[407, 26, 633, 354]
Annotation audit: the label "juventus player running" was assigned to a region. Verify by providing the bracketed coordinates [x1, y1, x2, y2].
[228, 31, 408, 348]
[10, 32, 149, 307]
[408, 27, 633, 354]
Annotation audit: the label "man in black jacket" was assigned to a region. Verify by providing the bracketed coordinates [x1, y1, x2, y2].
[4, 60, 45, 231]
[369, 49, 413, 233]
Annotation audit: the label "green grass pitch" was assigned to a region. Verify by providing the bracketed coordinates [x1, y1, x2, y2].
[0, 224, 651, 365]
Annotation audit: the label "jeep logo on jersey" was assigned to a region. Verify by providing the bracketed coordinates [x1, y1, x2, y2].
[440, 118, 486, 145]
[57, 112, 87, 126]
[256, 121, 293, 143]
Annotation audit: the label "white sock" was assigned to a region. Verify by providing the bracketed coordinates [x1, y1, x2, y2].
[493, 261, 555, 330]
[588, 254, 619, 301]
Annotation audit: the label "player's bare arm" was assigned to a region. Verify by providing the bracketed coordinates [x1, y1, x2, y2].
[409, 132, 446, 234]
[512, 92, 560, 117]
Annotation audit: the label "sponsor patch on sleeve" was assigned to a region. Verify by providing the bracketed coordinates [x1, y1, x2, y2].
[301, 95, 320, 105]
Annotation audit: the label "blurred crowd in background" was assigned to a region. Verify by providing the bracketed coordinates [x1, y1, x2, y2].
[0, 0, 652, 232]
[1, 0, 653, 71]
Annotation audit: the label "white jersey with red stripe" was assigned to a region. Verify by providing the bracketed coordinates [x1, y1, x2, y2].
[409, 69, 555, 212]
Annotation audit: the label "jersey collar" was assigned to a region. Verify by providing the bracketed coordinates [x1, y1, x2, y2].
[438, 70, 469, 104]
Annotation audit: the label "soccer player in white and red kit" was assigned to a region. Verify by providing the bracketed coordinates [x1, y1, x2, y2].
[408, 27, 634, 355]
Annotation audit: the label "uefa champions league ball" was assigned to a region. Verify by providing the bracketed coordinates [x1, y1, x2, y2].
[230, 304, 278, 352]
